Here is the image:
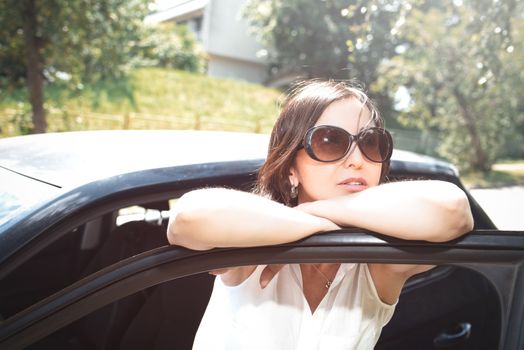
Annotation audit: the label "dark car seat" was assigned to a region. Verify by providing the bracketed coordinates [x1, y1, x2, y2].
[74, 215, 170, 350]
[118, 272, 214, 350]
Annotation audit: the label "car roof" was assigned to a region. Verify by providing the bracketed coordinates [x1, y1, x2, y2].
[0, 130, 270, 189]
[0, 129, 456, 189]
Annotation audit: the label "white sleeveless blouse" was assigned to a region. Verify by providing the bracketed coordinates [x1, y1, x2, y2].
[193, 264, 396, 350]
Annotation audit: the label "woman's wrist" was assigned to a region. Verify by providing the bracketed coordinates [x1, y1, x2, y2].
[320, 217, 341, 231]
[296, 199, 334, 219]
[296, 201, 340, 231]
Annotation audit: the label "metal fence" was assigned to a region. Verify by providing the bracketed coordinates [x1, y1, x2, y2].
[388, 128, 441, 157]
[0, 108, 277, 136]
[1, 108, 442, 155]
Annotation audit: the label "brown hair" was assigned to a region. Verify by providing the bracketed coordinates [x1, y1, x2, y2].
[255, 80, 390, 206]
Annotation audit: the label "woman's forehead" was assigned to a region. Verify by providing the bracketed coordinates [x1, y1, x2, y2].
[314, 98, 373, 132]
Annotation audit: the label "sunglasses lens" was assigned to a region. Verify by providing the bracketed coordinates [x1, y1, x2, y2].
[309, 127, 350, 161]
[358, 128, 392, 162]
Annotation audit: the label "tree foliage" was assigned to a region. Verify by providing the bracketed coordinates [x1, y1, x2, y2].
[244, 0, 523, 171]
[137, 22, 206, 73]
[243, 1, 399, 80]
[0, 0, 151, 86]
[242, 0, 407, 121]
[0, 0, 151, 133]
[242, 0, 351, 79]
[376, 0, 522, 171]
[0, 2, 26, 90]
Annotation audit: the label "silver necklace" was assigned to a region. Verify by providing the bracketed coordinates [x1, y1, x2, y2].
[312, 264, 333, 289]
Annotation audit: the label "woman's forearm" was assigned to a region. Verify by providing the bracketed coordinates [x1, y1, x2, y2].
[167, 188, 339, 250]
[297, 180, 474, 242]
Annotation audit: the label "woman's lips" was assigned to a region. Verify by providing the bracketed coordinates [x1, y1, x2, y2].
[337, 177, 368, 192]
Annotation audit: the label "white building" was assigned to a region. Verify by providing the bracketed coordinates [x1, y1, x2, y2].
[146, 0, 268, 84]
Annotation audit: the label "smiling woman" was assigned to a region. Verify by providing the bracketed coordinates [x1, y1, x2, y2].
[167, 80, 474, 349]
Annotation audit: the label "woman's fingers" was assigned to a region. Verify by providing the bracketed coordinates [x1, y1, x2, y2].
[259, 264, 285, 288]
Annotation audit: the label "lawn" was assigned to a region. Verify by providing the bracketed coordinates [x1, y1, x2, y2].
[0, 67, 283, 136]
[461, 161, 524, 188]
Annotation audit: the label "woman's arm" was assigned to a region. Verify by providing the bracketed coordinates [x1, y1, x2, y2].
[294, 179, 474, 304]
[167, 188, 339, 251]
[297, 180, 474, 242]
[294, 180, 473, 305]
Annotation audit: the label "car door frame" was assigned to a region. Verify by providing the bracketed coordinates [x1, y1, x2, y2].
[0, 229, 523, 350]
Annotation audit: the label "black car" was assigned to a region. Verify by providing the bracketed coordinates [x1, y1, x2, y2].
[0, 130, 522, 350]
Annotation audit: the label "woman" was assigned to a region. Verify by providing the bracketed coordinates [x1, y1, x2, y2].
[167, 80, 473, 349]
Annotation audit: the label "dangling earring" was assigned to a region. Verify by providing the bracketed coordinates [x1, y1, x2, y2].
[290, 184, 298, 199]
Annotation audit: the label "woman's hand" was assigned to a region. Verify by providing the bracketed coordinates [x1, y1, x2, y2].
[259, 264, 285, 288]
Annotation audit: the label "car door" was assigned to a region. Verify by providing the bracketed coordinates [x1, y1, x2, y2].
[0, 229, 523, 350]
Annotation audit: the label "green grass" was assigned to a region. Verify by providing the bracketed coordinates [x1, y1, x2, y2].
[0, 67, 283, 136]
[461, 161, 524, 188]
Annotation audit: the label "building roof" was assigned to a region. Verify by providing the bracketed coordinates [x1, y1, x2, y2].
[145, 0, 208, 24]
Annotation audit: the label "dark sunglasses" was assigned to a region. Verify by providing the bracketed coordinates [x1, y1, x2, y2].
[302, 125, 393, 163]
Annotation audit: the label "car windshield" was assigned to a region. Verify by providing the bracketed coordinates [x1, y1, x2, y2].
[0, 167, 59, 227]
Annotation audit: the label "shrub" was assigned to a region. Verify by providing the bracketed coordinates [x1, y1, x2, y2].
[135, 22, 206, 73]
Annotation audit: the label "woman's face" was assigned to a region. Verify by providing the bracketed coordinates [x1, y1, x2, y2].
[290, 98, 382, 203]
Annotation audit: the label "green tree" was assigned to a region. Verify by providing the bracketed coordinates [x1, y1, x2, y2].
[498, 16, 524, 159]
[0, 0, 150, 133]
[376, 0, 521, 171]
[242, 0, 352, 80]
[242, 0, 406, 120]
[241, 0, 398, 79]
[136, 22, 206, 73]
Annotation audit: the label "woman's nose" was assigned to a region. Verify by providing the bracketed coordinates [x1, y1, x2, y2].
[341, 143, 364, 168]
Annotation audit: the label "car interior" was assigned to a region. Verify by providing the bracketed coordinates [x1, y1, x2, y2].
[0, 174, 502, 350]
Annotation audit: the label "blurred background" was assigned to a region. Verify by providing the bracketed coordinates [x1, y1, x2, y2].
[1, 0, 523, 227]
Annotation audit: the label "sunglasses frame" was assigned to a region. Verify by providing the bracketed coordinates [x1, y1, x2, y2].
[303, 125, 393, 163]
